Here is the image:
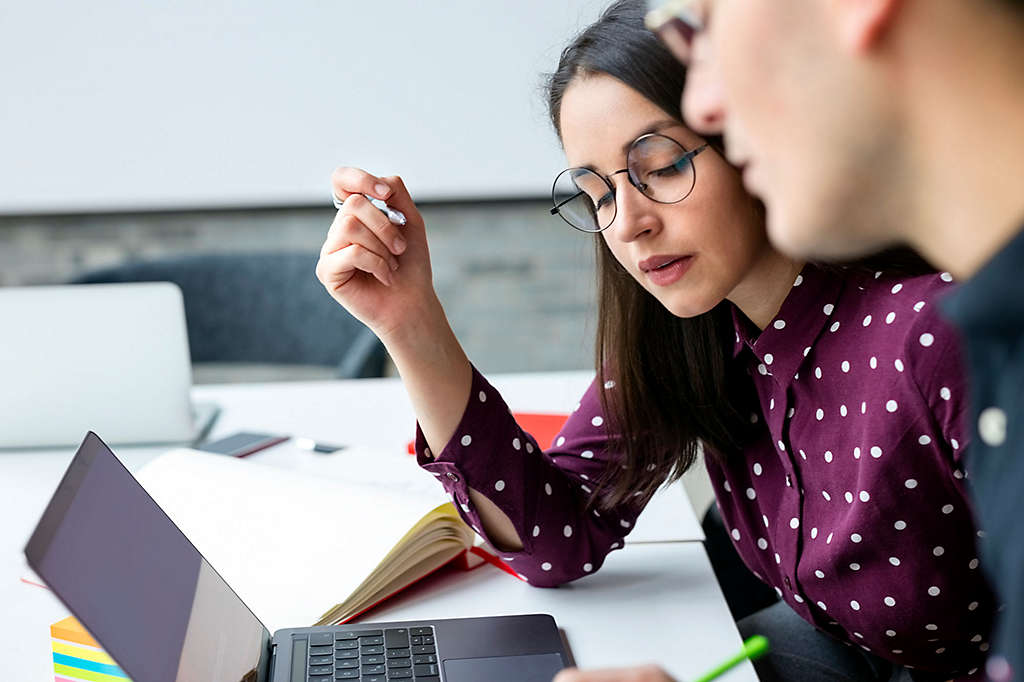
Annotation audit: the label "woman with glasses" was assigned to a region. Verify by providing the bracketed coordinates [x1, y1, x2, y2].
[316, 1, 994, 680]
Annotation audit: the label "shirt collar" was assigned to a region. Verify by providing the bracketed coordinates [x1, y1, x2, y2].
[731, 263, 846, 387]
[942, 225, 1024, 336]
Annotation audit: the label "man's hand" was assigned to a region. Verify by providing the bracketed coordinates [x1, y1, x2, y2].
[553, 664, 677, 682]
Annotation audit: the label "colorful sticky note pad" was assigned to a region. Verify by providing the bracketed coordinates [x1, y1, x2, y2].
[50, 616, 130, 681]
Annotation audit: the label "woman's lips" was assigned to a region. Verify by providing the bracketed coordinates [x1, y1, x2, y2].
[644, 255, 695, 287]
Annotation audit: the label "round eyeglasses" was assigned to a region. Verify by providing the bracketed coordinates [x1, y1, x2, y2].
[550, 134, 709, 233]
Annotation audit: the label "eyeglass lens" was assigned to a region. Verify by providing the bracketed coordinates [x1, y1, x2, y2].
[551, 135, 698, 233]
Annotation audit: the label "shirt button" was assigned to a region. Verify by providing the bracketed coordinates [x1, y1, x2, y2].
[785, 475, 792, 488]
[978, 406, 1007, 447]
[446, 472, 460, 483]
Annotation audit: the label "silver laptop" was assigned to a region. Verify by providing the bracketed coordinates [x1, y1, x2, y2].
[25, 432, 570, 682]
[0, 283, 209, 448]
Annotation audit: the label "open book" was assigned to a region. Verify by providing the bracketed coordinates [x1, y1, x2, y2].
[134, 449, 498, 631]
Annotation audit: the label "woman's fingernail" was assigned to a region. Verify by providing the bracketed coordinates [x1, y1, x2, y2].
[375, 183, 391, 198]
[393, 235, 406, 254]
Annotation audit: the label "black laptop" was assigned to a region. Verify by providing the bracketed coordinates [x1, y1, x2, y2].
[25, 432, 569, 682]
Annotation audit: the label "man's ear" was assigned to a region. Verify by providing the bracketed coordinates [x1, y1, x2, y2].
[830, 0, 903, 52]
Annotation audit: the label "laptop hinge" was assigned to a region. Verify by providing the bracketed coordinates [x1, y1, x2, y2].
[261, 641, 278, 682]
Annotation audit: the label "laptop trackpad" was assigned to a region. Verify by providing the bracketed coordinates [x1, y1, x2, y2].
[443, 653, 565, 681]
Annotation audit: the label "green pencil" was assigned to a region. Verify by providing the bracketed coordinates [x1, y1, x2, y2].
[692, 635, 769, 682]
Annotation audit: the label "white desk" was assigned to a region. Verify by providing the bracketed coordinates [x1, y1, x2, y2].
[341, 542, 753, 681]
[2, 373, 745, 681]
[190, 373, 703, 545]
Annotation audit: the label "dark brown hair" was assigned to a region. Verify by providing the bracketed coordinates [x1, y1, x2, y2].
[544, 0, 935, 511]
[545, 0, 757, 510]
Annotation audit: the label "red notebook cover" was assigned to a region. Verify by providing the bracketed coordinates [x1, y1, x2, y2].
[406, 412, 570, 455]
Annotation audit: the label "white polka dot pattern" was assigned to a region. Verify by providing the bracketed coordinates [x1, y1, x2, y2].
[413, 269, 988, 667]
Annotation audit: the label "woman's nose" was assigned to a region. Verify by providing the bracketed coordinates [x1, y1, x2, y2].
[609, 180, 661, 243]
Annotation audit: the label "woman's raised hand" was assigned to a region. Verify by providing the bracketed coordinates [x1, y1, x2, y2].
[317, 167, 475, 468]
[316, 167, 436, 340]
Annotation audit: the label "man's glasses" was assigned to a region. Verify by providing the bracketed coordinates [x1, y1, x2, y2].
[644, 0, 705, 64]
[550, 134, 708, 233]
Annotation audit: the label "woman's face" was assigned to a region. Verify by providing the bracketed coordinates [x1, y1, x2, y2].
[559, 73, 770, 318]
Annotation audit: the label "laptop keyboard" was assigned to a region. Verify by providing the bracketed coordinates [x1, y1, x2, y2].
[307, 627, 440, 681]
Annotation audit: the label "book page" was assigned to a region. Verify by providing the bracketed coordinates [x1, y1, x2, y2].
[135, 449, 450, 631]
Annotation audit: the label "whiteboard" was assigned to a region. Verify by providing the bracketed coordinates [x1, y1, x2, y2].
[0, 0, 608, 213]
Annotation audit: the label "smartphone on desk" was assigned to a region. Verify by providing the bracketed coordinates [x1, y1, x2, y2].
[198, 431, 289, 458]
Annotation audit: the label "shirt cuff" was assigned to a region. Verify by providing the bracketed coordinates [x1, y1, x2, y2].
[414, 366, 542, 552]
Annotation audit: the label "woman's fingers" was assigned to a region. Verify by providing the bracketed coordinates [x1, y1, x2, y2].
[317, 243, 396, 289]
[342, 193, 407, 256]
[321, 213, 399, 268]
[321, 168, 427, 297]
[331, 168, 423, 233]
[331, 166, 394, 204]
[375, 174, 423, 230]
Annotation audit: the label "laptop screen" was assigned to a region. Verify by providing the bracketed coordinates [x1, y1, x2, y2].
[0, 283, 196, 449]
[25, 432, 271, 682]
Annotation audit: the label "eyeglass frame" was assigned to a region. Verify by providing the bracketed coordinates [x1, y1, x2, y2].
[549, 134, 710, 233]
[644, 0, 705, 64]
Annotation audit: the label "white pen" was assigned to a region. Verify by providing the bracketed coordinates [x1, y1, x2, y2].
[294, 437, 345, 454]
[332, 193, 407, 226]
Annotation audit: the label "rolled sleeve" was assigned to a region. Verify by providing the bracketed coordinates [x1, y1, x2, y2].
[415, 367, 645, 586]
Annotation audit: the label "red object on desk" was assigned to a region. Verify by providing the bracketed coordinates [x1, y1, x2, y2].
[406, 412, 570, 455]
[341, 544, 522, 624]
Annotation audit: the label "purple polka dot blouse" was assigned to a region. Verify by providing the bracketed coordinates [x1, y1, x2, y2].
[415, 264, 996, 678]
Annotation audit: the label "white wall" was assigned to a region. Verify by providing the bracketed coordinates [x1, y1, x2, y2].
[0, 0, 608, 214]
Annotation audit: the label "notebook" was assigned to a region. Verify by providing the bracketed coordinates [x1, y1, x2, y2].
[132, 447, 507, 627]
[0, 283, 214, 449]
[25, 432, 569, 682]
